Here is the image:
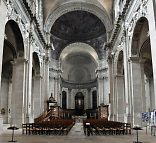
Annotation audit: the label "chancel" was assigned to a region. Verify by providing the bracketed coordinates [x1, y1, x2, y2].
[0, 0, 156, 143]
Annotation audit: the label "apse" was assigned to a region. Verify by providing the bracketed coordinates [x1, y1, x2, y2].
[60, 43, 98, 84]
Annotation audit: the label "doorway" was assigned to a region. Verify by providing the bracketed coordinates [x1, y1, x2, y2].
[75, 92, 84, 115]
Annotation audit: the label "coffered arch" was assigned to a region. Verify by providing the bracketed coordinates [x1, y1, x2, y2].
[44, 0, 112, 34]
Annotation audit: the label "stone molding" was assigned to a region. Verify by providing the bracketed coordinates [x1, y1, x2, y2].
[110, 0, 148, 48]
[96, 67, 108, 73]
[4, 0, 45, 69]
[125, 0, 148, 38]
[61, 78, 97, 89]
[128, 57, 140, 63]
[114, 74, 124, 78]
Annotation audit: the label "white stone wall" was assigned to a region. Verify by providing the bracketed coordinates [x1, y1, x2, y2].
[0, 0, 8, 128]
[96, 59, 109, 106]
[0, 0, 46, 128]
[1, 78, 9, 123]
[111, 0, 156, 126]
[0, 0, 7, 94]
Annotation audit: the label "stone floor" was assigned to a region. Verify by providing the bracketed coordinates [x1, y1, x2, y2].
[0, 123, 156, 143]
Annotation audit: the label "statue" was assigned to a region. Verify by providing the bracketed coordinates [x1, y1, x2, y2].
[49, 93, 55, 102]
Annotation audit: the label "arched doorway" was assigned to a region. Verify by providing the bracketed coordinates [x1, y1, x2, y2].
[115, 50, 125, 122]
[131, 17, 153, 125]
[62, 91, 67, 109]
[75, 92, 84, 115]
[92, 90, 97, 109]
[32, 52, 42, 118]
[0, 20, 25, 125]
[46, 1, 111, 115]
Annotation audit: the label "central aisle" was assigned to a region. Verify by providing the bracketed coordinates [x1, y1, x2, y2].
[67, 123, 86, 138]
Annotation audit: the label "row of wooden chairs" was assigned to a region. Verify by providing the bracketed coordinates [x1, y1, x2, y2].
[83, 119, 131, 136]
[22, 119, 75, 135]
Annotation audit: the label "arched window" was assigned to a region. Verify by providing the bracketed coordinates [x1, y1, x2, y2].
[92, 90, 97, 109]
[62, 91, 67, 109]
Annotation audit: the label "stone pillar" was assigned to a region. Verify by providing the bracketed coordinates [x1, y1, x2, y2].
[87, 88, 91, 109]
[54, 78, 56, 100]
[0, 78, 9, 123]
[107, 56, 114, 121]
[115, 75, 125, 122]
[90, 89, 93, 109]
[148, 0, 156, 109]
[0, 1, 7, 92]
[44, 50, 50, 111]
[97, 77, 104, 105]
[26, 37, 33, 123]
[103, 76, 109, 105]
[40, 59, 45, 113]
[71, 89, 75, 109]
[11, 58, 26, 127]
[0, 2, 8, 127]
[33, 74, 42, 118]
[49, 76, 53, 96]
[129, 57, 144, 126]
[85, 89, 88, 110]
[149, 78, 155, 110]
[68, 89, 71, 109]
[7, 80, 12, 124]
[113, 76, 118, 121]
[55, 78, 59, 102]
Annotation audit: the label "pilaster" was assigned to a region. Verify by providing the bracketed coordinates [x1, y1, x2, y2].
[129, 57, 144, 126]
[147, 0, 156, 109]
[68, 89, 71, 109]
[87, 88, 91, 109]
[0, 1, 7, 94]
[11, 58, 26, 127]
[115, 74, 125, 122]
[33, 74, 42, 118]
[26, 35, 34, 123]
[44, 48, 50, 111]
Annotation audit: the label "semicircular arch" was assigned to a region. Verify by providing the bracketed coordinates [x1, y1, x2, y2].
[44, 0, 112, 39]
